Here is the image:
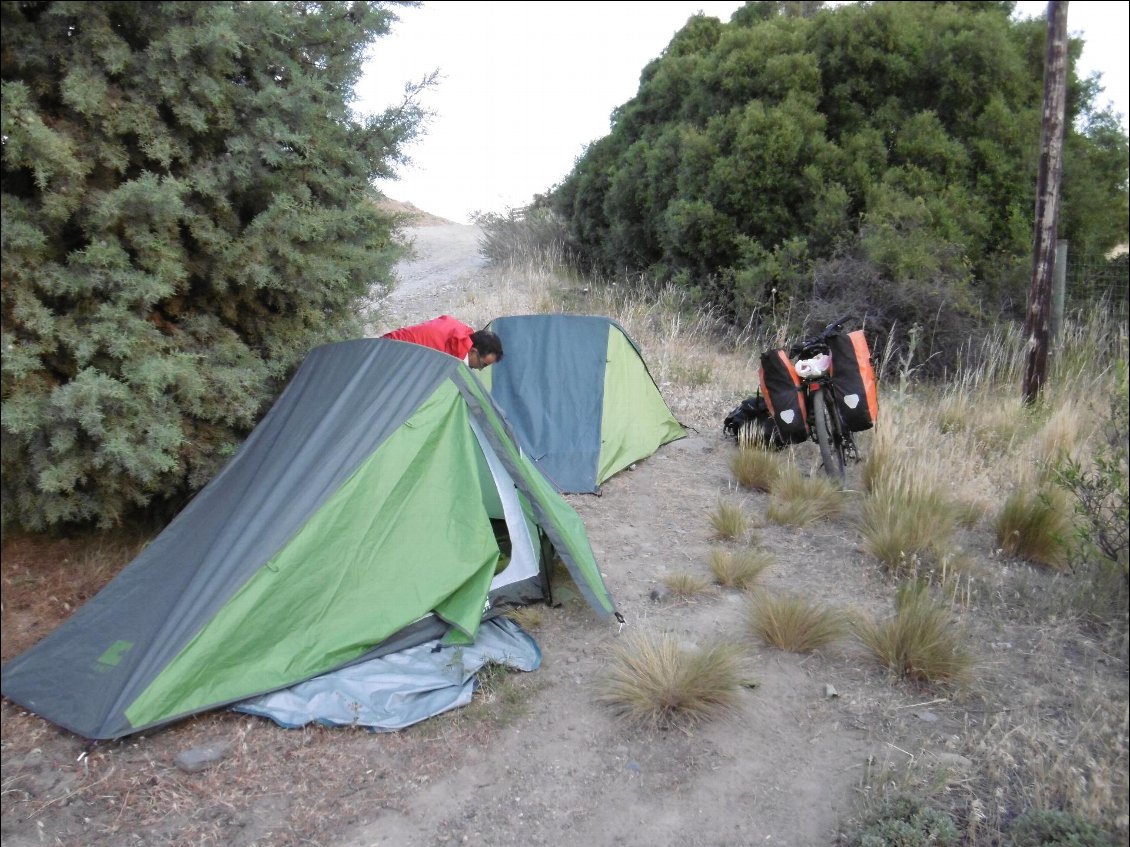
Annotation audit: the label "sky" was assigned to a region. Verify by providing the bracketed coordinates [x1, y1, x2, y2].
[354, 1, 1130, 225]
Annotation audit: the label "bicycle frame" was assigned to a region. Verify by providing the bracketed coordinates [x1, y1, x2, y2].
[789, 317, 859, 480]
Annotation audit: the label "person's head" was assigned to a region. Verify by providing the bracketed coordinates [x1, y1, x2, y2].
[467, 330, 503, 370]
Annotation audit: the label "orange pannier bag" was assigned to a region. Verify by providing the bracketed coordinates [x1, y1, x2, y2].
[828, 330, 878, 432]
[758, 349, 809, 443]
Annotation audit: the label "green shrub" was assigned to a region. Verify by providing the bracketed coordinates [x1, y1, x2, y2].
[1005, 808, 1115, 847]
[843, 793, 959, 847]
[1052, 380, 1129, 580]
[1, 2, 416, 530]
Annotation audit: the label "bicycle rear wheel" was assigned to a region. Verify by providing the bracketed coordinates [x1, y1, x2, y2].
[812, 388, 846, 480]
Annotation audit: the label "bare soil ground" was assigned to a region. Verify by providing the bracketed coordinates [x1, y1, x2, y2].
[2, 220, 1126, 847]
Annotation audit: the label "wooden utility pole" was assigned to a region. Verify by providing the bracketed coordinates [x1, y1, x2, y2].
[1023, 1, 1070, 404]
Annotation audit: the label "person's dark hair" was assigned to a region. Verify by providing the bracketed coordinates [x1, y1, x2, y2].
[470, 330, 503, 360]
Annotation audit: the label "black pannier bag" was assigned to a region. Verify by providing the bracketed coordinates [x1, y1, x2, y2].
[828, 329, 879, 432]
[722, 394, 786, 449]
[758, 349, 808, 444]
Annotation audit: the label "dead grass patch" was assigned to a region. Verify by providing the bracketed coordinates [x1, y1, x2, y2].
[710, 499, 749, 541]
[730, 444, 783, 492]
[992, 486, 1073, 570]
[853, 582, 973, 689]
[707, 547, 772, 590]
[747, 591, 849, 653]
[765, 465, 846, 526]
[594, 630, 743, 730]
[661, 571, 714, 598]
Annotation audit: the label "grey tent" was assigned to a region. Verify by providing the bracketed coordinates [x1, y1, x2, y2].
[1, 339, 615, 741]
[480, 314, 686, 493]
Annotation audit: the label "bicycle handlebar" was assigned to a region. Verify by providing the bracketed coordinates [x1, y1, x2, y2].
[788, 314, 852, 357]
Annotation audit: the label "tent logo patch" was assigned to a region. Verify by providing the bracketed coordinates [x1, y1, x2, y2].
[95, 640, 134, 670]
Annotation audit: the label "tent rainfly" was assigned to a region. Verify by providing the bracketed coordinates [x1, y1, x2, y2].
[481, 315, 686, 493]
[0, 339, 617, 741]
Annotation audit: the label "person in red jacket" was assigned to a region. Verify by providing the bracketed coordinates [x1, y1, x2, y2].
[381, 315, 504, 370]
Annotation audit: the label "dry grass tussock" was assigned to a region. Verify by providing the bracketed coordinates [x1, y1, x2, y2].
[593, 630, 744, 730]
[707, 547, 773, 590]
[853, 581, 973, 689]
[765, 464, 846, 526]
[709, 499, 749, 541]
[730, 443, 784, 492]
[661, 571, 714, 598]
[747, 591, 850, 654]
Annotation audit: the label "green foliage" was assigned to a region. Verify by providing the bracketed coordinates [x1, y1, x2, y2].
[1005, 808, 1115, 847]
[551, 2, 1128, 367]
[1, 1, 425, 529]
[1052, 378, 1130, 579]
[473, 205, 569, 266]
[843, 793, 959, 847]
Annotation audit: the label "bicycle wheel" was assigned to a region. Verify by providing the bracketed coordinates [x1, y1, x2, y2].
[812, 388, 846, 480]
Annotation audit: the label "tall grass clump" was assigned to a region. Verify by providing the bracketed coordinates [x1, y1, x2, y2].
[992, 486, 1074, 570]
[859, 468, 962, 577]
[747, 591, 849, 653]
[594, 630, 743, 730]
[765, 465, 846, 527]
[710, 500, 749, 541]
[661, 571, 713, 598]
[708, 547, 772, 590]
[730, 444, 783, 492]
[854, 581, 973, 688]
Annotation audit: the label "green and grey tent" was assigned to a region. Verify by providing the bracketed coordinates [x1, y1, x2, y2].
[481, 315, 686, 493]
[0, 339, 616, 741]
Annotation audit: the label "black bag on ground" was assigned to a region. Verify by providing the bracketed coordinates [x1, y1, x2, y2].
[828, 330, 879, 432]
[723, 394, 786, 449]
[758, 349, 809, 444]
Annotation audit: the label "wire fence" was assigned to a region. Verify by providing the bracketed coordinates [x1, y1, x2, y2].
[1065, 249, 1129, 318]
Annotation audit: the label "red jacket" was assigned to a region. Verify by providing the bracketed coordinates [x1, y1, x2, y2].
[382, 315, 474, 360]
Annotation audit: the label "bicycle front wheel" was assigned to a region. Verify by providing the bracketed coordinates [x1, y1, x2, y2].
[813, 388, 846, 480]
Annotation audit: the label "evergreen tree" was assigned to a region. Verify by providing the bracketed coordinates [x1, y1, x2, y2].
[552, 1, 1129, 358]
[2, 1, 424, 529]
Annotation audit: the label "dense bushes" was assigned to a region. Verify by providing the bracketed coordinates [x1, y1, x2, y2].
[548, 2, 1129, 365]
[1, 1, 424, 529]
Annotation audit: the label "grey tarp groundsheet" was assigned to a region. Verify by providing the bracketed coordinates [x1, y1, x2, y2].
[233, 618, 540, 731]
